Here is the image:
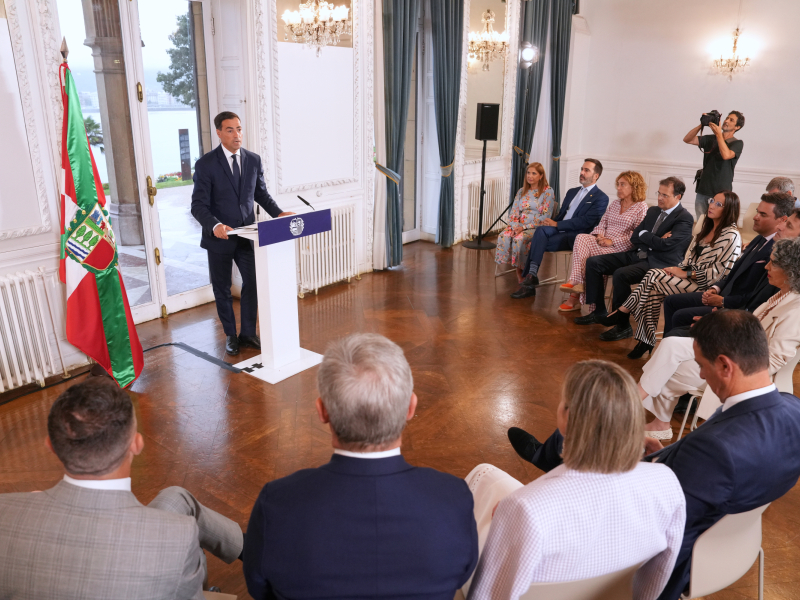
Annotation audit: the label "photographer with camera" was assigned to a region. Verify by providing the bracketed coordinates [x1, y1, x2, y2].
[683, 110, 745, 219]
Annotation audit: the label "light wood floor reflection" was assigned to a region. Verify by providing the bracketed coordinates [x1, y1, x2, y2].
[1, 240, 798, 599]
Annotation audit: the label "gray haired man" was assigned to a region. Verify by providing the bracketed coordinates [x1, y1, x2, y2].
[0, 378, 243, 600]
[244, 333, 479, 600]
[767, 176, 798, 208]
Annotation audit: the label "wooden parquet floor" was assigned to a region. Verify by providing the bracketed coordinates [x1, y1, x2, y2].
[2, 240, 800, 599]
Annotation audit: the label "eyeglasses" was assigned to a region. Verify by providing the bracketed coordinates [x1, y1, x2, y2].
[707, 198, 725, 209]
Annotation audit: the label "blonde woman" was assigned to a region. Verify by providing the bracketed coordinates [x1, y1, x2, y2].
[494, 162, 555, 282]
[559, 171, 648, 311]
[464, 361, 685, 600]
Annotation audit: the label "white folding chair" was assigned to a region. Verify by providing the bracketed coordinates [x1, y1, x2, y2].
[518, 562, 644, 600]
[773, 346, 800, 394]
[681, 504, 770, 600]
[536, 250, 573, 287]
[739, 203, 759, 246]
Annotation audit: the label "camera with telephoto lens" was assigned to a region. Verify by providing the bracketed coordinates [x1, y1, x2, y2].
[700, 110, 722, 128]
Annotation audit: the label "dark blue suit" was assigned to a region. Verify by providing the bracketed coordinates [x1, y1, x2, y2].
[243, 454, 479, 600]
[521, 185, 609, 277]
[527, 389, 800, 600]
[191, 145, 282, 336]
[664, 235, 777, 333]
[585, 203, 694, 311]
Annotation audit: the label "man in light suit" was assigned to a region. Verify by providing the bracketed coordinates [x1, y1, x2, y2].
[0, 378, 244, 600]
[511, 159, 609, 299]
[507, 310, 800, 600]
[574, 176, 694, 341]
[663, 195, 796, 335]
[191, 111, 293, 356]
[244, 333, 479, 600]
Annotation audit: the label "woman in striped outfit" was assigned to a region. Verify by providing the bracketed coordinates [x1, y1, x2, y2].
[601, 191, 742, 359]
[558, 171, 648, 311]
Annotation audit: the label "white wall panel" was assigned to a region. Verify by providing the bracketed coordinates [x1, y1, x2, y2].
[276, 43, 355, 188]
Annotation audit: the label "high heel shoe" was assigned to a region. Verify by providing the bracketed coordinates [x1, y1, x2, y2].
[627, 341, 654, 359]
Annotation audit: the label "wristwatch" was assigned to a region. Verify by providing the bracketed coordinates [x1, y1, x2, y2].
[685, 266, 694, 279]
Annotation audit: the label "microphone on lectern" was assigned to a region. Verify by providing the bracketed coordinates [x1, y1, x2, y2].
[297, 195, 316, 211]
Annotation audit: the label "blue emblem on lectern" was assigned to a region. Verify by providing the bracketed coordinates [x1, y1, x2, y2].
[290, 217, 305, 236]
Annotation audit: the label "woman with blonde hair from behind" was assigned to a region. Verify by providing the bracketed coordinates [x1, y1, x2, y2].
[559, 171, 648, 311]
[494, 162, 555, 282]
[463, 361, 685, 600]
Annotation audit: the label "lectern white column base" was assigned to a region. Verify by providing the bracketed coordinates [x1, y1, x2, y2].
[234, 349, 323, 384]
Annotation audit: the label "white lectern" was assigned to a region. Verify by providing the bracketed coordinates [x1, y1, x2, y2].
[230, 210, 332, 384]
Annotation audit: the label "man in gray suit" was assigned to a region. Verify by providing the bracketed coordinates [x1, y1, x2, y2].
[0, 378, 243, 600]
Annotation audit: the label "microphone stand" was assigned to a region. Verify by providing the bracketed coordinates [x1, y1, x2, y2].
[462, 139, 497, 250]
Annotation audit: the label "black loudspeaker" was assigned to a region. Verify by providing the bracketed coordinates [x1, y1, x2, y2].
[475, 103, 500, 141]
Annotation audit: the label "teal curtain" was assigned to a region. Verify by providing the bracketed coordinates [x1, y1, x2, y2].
[430, 0, 463, 248]
[383, 0, 420, 266]
[509, 0, 550, 205]
[548, 0, 573, 205]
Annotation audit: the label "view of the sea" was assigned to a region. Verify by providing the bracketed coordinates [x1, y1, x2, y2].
[84, 108, 201, 184]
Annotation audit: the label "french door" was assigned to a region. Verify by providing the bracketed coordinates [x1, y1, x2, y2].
[55, 0, 218, 323]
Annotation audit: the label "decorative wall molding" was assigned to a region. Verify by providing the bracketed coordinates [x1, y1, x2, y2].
[2, 0, 54, 241]
[267, 0, 362, 194]
[363, 0, 375, 264]
[253, 0, 274, 188]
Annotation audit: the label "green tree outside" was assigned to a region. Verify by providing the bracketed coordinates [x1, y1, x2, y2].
[157, 13, 196, 108]
[84, 116, 104, 154]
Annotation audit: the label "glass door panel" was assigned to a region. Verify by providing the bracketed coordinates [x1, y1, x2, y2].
[401, 35, 420, 244]
[137, 0, 213, 298]
[56, 0, 157, 309]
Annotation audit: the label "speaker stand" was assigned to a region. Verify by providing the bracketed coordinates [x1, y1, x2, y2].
[462, 139, 496, 250]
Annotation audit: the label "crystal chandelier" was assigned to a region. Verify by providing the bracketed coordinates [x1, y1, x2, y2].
[468, 10, 509, 71]
[281, 1, 351, 57]
[713, 28, 750, 80]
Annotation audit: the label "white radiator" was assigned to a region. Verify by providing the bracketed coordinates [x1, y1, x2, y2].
[468, 176, 511, 237]
[297, 204, 359, 295]
[0, 269, 66, 392]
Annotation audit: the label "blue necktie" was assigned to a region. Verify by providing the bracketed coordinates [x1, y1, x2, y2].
[231, 154, 241, 194]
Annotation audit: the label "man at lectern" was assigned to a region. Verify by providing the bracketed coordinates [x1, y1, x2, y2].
[191, 111, 294, 356]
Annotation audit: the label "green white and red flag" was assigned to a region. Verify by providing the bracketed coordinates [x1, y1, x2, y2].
[58, 63, 143, 387]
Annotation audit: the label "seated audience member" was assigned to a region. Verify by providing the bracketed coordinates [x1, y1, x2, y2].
[466, 361, 685, 600]
[766, 175, 798, 207]
[558, 171, 648, 312]
[0, 378, 244, 600]
[574, 176, 694, 342]
[494, 162, 555, 282]
[638, 237, 800, 438]
[663, 194, 797, 334]
[600, 191, 741, 358]
[508, 307, 800, 600]
[243, 333, 478, 600]
[510, 159, 609, 299]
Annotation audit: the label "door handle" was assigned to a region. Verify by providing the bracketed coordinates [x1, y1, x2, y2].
[146, 175, 157, 206]
[154, 247, 161, 265]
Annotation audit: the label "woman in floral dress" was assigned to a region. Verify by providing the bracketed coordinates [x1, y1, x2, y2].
[558, 171, 649, 311]
[494, 162, 554, 282]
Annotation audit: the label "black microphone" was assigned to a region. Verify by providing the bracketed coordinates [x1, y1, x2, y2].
[297, 195, 316, 210]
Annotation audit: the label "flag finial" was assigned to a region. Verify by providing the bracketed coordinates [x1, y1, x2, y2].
[60, 37, 69, 62]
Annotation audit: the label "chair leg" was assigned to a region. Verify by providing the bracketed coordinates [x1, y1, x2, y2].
[758, 547, 764, 600]
[677, 396, 697, 440]
[495, 262, 515, 278]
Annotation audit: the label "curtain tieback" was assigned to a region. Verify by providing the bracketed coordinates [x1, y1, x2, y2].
[375, 163, 401, 185]
[513, 146, 530, 161]
[552, 155, 561, 162]
[440, 159, 455, 178]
